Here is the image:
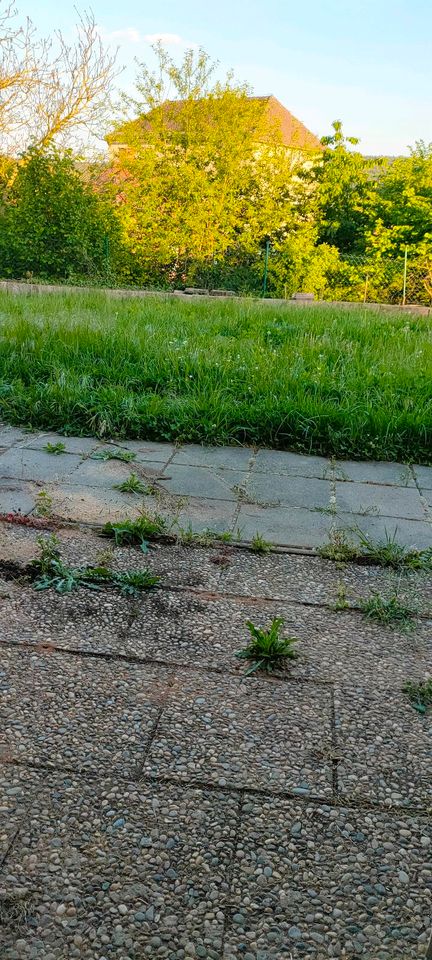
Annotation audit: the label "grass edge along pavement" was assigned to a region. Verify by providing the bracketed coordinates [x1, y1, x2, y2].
[0, 289, 431, 463]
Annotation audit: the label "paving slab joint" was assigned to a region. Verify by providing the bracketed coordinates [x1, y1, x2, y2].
[134, 670, 177, 780]
[220, 789, 245, 955]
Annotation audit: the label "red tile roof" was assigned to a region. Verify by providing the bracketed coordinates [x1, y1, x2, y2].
[107, 95, 322, 153]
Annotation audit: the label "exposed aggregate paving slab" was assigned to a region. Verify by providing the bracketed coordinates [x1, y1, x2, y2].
[335, 685, 432, 807]
[143, 671, 334, 796]
[0, 647, 172, 775]
[224, 795, 432, 958]
[0, 586, 133, 651]
[0, 456, 432, 960]
[0, 772, 239, 959]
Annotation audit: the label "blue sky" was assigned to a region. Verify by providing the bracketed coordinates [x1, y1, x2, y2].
[34, 0, 431, 155]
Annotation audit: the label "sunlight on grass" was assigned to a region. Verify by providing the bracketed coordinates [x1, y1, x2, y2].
[0, 290, 430, 462]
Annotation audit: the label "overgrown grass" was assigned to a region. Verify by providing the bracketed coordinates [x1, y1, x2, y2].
[360, 592, 417, 629]
[0, 291, 431, 461]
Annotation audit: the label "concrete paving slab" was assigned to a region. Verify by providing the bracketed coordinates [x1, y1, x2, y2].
[0, 479, 35, 515]
[220, 549, 432, 614]
[225, 795, 432, 958]
[335, 480, 425, 520]
[0, 448, 82, 483]
[143, 671, 334, 795]
[169, 495, 238, 534]
[171, 443, 252, 471]
[0, 766, 39, 857]
[0, 773, 238, 959]
[414, 465, 432, 491]
[0, 425, 32, 447]
[159, 463, 244, 500]
[246, 473, 332, 509]
[0, 647, 171, 776]
[19, 432, 101, 455]
[117, 439, 176, 464]
[236, 504, 334, 547]
[65, 456, 158, 488]
[220, 551, 341, 604]
[253, 448, 331, 478]
[51, 484, 154, 524]
[334, 459, 415, 486]
[0, 518, 431, 958]
[294, 608, 432, 690]
[335, 686, 432, 807]
[0, 586, 133, 651]
[131, 594, 426, 691]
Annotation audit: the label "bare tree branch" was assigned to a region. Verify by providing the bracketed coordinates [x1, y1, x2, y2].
[0, 5, 120, 153]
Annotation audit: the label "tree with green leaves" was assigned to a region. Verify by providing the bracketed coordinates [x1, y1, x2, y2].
[0, 147, 118, 280]
[311, 120, 380, 254]
[109, 44, 305, 286]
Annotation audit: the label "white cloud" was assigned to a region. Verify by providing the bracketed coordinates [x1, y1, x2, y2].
[144, 32, 198, 48]
[100, 27, 197, 49]
[102, 27, 141, 44]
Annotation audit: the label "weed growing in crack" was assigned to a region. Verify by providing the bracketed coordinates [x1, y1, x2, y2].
[174, 524, 234, 546]
[114, 570, 159, 595]
[236, 617, 298, 675]
[91, 448, 136, 463]
[333, 581, 349, 611]
[250, 533, 272, 554]
[318, 528, 359, 563]
[403, 678, 432, 714]
[319, 526, 432, 570]
[114, 472, 153, 495]
[35, 490, 53, 518]
[43, 441, 66, 455]
[356, 530, 432, 570]
[102, 513, 168, 550]
[360, 592, 417, 630]
[30, 535, 159, 595]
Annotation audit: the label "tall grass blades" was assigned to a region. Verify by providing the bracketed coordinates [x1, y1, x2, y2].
[0, 291, 430, 462]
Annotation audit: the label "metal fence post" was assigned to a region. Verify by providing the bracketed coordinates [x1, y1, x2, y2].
[363, 273, 369, 303]
[402, 245, 408, 305]
[262, 240, 270, 297]
[103, 234, 110, 281]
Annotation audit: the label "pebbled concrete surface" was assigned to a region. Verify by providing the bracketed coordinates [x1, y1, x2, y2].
[0, 520, 431, 957]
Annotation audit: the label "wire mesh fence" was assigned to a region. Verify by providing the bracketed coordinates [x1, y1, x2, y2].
[0, 233, 431, 308]
[329, 254, 432, 307]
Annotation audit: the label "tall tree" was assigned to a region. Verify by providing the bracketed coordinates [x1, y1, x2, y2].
[110, 44, 303, 284]
[312, 120, 380, 254]
[371, 141, 432, 254]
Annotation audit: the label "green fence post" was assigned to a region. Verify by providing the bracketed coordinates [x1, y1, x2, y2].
[262, 240, 270, 297]
[103, 234, 110, 282]
[402, 245, 408, 305]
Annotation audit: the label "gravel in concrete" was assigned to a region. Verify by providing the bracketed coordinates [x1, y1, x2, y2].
[143, 670, 334, 795]
[335, 685, 432, 807]
[225, 795, 432, 958]
[0, 772, 238, 959]
[0, 647, 172, 775]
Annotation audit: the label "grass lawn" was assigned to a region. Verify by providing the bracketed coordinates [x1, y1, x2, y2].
[0, 290, 431, 463]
